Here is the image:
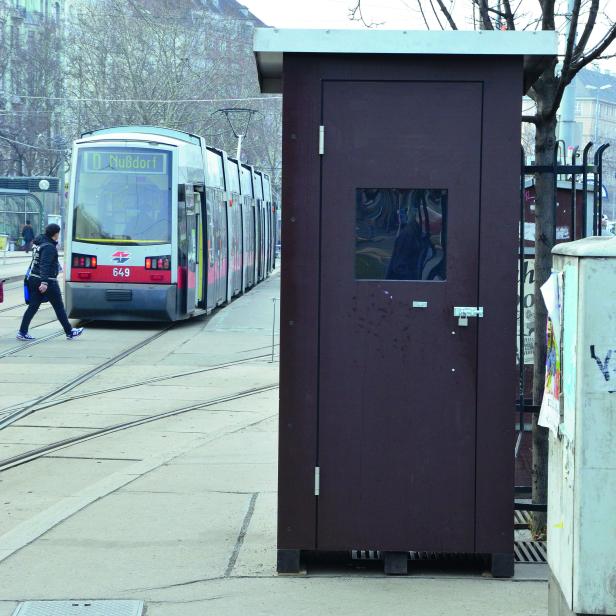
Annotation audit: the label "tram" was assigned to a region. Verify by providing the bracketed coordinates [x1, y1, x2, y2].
[65, 126, 276, 321]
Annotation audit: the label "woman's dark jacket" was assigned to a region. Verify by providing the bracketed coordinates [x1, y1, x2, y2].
[29, 235, 60, 284]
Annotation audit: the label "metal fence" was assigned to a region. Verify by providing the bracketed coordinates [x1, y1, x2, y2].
[516, 141, 610, 510]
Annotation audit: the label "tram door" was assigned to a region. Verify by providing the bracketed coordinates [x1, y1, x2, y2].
[185, 189, 198, 312]
[205, 194, 216, 312]
[194, 191, 204, 307]
[317, 80, 482, 551]
[254, 204, 260, 283]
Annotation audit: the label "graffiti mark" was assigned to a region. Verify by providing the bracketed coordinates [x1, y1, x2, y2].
[590, 345, 612, 381]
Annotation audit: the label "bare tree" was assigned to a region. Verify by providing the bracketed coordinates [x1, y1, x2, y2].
[0, 16, 64, 176]
[61, 0, 280, 181]
[350, 0, 616, 537]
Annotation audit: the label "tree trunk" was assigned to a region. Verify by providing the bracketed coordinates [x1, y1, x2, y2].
[530, 110, 557, 538]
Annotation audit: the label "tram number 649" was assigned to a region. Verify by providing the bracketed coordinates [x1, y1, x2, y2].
[113, 267, 130, 278]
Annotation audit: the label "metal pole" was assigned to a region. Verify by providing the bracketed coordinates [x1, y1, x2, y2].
[571, 146, 579, 240]
[559, 0, 578, 150]
[236, 134, 244, 162]
[517, 147, 526, 451]
[594, 91, 599, 145]
[270, 297, 278, 363]
[582, 142, 592, 237]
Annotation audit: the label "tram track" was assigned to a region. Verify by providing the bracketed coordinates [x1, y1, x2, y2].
[0, 325, 175, 429]
[0, 303, 26, 315]
[0, 318, 73, 359]
[0, 351, 277, 420]
[0, 383, 278, 472]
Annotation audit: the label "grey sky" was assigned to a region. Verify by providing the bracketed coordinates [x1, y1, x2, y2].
[241, 0, 616, 70]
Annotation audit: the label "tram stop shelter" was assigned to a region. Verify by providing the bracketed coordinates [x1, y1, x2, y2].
[254, 29, 557, 576]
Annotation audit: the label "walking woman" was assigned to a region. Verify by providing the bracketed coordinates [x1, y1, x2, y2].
[17, 223, 84, 341]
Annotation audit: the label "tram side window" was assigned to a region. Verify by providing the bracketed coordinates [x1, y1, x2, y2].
[263, 176, 272, 202]
[355, 188, 447, 281]
[240, 165, 253, 197]
[254, 173, 264, 201]
[227, 160, 240, 194]
[206, 150, 225, 190]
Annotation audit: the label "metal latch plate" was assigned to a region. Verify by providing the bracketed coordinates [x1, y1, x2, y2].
[453, 307, 484, 318]
[453, 306, 483, 326]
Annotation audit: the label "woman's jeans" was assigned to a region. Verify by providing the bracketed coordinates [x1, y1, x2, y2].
[20, 279, 72, 336]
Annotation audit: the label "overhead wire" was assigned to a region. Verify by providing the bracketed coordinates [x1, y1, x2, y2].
[0, 93, 281, 104]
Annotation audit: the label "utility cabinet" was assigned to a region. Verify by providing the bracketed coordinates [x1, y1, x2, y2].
[549, 236, 616, 616]
[254, 28, 556, 575]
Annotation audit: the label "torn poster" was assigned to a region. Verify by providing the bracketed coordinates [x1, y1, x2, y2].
[538, 271, 563, 435]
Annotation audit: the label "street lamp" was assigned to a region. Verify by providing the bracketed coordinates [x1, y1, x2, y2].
[585, 83, 612, 144]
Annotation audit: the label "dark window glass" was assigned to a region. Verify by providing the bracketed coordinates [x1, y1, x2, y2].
[355, 188, 447, 281]
[73, 147, 171, 245]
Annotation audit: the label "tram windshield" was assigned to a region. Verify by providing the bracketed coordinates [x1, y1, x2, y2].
[73, 147, 172, 244]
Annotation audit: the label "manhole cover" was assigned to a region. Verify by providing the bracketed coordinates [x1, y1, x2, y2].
[12, 601, 144, 616]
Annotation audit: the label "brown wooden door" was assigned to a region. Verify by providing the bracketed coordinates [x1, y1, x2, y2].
[318, 80, 483, 552]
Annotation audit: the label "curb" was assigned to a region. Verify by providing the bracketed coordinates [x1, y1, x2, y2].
[4, 274, 24, 284]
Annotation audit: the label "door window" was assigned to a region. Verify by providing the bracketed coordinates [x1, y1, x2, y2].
[355, 188, 447, 281]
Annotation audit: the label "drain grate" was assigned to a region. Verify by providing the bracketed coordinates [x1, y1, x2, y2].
[352, 549, 380, 560]
[352, 550, 476, 562]
[514, 540, 547, 563]
[12, 601, 144, 616]
[352, 542, 547, 565]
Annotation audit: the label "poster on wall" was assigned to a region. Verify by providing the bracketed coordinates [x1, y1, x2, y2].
[538, 272, 563, 435]
[516, 259, 535, 365]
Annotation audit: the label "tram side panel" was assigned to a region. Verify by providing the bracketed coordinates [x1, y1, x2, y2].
[262, 199, 270, 274]
[206, 186, 230, 309]
[243, 196, 256, 289]
[228, 196, 243, 297]
[217, 191, 228, 306]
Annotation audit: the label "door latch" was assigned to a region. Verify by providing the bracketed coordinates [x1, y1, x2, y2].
[453, 306, 484, 327]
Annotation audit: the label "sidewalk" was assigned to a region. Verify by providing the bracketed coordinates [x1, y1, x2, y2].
[0, 271, 548, 616]
[0, 252, 32, 283]
[0, 251, 65, 283]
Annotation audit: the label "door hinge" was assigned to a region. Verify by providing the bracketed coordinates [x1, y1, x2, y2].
[314, 466, 320, 496]
[318, 126, 325, 155]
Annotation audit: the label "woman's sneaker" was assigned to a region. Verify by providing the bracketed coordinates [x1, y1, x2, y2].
[66, 327, 84, 340]
[16, 332, 35, 341]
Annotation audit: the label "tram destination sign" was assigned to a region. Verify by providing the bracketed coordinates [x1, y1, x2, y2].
[83, 150, 166, 174]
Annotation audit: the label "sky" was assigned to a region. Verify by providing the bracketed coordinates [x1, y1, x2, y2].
[241, 0, 474, 30]
[240, 0, 616, 69]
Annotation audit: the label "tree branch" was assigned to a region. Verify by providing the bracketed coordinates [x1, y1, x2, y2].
[434, 0, 458, 29]
[574, 0, 600, 59]
[428, 0, 445, 30]
[416, 0, 431, 29]
[522, 115, 539, 125]
[348, 0, 384, 28]
[547, 0, 582, 117]
[474, 0, 495, 29]
[501, 0, 516, 30]
[571, 25, 616, 74]
[541, 0, 555, 30]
